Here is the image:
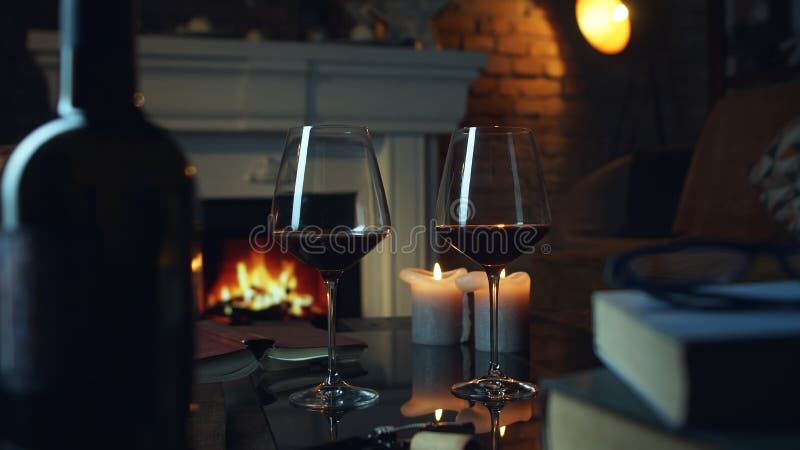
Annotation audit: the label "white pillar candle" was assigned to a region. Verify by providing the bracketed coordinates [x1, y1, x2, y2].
[400, 264, 467, 345]
[456, 270, 530, 353]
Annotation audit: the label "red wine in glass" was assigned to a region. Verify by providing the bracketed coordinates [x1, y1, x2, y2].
[274, 229, 390, 278]
[435, 224, 550, 269]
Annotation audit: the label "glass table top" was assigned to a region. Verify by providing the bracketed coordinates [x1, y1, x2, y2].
[254, 314, 597, 449]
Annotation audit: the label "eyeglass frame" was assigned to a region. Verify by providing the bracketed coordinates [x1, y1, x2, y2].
[604, 240, 800, 309]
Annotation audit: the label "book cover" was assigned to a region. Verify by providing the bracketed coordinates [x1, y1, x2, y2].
[592, 281, 800, 428]
[195, 322, 260, 383]
[196, 319, 367, 364]
[543, 368, 800, 450]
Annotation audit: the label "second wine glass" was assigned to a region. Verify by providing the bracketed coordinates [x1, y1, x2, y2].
[271, 125, 391, 411]
[435, 126, 551, 402]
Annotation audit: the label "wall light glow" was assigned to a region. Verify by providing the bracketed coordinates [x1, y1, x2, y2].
[611, 3, 629, 22]
[576, 0, 631, 55]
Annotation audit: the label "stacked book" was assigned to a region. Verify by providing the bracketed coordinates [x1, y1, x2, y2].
[543, 281, 800, 450]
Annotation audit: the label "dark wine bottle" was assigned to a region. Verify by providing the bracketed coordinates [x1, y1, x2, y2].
[0, 1, 194, 448]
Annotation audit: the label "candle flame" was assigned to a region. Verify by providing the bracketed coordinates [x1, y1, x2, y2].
[434, 408, 443, 422]
[433, 263, 442, 280]
[500, 425, 507, 437]
[500, 269, 506, 279]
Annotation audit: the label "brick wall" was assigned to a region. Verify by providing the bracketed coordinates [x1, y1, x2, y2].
[433, 0, 708, 201]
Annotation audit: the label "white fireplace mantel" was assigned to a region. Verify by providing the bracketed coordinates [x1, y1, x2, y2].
[28, 31, 486, 317]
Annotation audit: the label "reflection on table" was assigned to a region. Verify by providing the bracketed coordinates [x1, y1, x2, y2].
[247, 315, 597, 449]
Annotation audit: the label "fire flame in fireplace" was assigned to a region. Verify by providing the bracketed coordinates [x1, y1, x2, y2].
[201, 237, 326, 320]
[207, 257, 317, 318]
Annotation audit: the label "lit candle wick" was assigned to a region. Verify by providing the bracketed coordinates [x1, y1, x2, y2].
[433, 262, 442, 280]
[500, 425, 507, 438]
[500, 268, 506, 279]
[434, 408, 443, 422]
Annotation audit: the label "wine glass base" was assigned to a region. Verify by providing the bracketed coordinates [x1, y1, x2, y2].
[451, 375, 538, 402]
[289, 380, 379, 412]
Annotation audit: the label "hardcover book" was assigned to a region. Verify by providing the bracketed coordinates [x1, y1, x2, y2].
[543, 368, 800, 450]
[592, 281, 800, 428]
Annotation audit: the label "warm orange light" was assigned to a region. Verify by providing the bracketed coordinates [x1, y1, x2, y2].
[500, 425, 507, 438]
[212, 259, 313, 315]
[221, 286, 233, 316]
[500, 268, 507, 279]
[611, 3, 628, 21]
[132, 91, 145, 108]
[236, 262, 248, 291]
[576, 0, 631, 54]
[434, 408, 443, 422]
[433, 262, 443, 280]
[190, 253, 203, 272]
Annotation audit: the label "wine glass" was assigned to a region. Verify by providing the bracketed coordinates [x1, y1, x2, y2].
[270, 125, 391, 411]
[435, 126, 551, 402]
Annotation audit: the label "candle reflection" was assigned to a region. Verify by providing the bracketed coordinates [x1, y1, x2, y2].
[401, 344, 469, 418]
[455, 400, 532, 434]
[320, 410, 345, 442]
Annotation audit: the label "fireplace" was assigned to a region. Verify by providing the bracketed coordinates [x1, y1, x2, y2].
[198, 198, 362, 321]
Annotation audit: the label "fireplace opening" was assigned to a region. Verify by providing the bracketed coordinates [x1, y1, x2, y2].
[198, 197, 362, 322]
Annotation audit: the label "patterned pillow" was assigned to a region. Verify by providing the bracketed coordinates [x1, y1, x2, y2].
[749, 117, 800, 236]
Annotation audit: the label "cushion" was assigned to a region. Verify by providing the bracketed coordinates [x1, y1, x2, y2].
[750, 116, 800, 237]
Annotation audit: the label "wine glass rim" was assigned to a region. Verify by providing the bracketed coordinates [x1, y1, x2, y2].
[286, 124, 370, 134]
[454, 126, 532, 135]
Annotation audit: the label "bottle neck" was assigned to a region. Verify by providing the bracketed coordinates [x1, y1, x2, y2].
[58, 0, 138, 117]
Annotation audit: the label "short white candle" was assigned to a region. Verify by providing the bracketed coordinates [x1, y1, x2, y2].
[400, 263, 467, 345]
[456, 270, 530, 353]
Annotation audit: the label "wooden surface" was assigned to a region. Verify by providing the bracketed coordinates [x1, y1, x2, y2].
[190, 373, 276, 450]
[190, 383, 226, 450]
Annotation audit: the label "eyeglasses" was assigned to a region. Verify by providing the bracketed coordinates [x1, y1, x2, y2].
[604, 240, 800, 309]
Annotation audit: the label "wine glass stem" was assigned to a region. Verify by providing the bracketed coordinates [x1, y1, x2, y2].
[487, 270, 502, 378]
[490, 408, 500, 450]
[328, 415, 339, 441]
[324, 279, 340, 386]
